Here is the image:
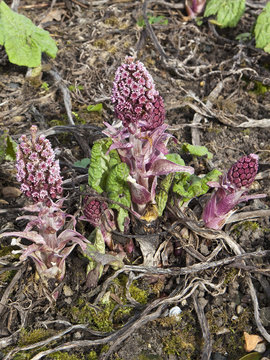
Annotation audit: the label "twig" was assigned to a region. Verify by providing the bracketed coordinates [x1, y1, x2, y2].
[193, 291, 212, 360]
[142, 0, 167, 59]
[48, 70, 75, 126]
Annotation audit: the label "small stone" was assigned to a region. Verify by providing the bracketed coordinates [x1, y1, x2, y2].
[200, 243, 209, 256]
[236, 305, 244, 315]
[63, 285, 73, 297]
[74, 331, 82, 339]
[260, 307, 270, 326]
[254, 342, 266, 353]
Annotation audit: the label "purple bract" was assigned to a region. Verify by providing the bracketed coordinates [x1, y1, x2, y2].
[16, 125, 63, 204]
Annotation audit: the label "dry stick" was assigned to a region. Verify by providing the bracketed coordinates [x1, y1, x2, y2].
[225, 209, 270, 224]
[191, 80, 225, 146]
[192, 292, 212, 360]
[0, 267, 24, 317]
[142, 0, 167, 59]
[48, 70, 75, 126]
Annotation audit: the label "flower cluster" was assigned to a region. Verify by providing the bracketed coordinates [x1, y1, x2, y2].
[16, 125, 63, 204]
[111, 56, 165, 132]
[202, 154, 266, 230]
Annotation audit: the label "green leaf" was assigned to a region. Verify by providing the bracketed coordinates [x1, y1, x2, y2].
[0, 1, 58, 67]
[87, 103, 103, 113]
[255, 2, 270, 53]
[74, 158, 90, 168]
[181, 143, 213, 159]
[0, 132, 17, 162]
[106, 162, 131, 231]
[165, 153, 185, 166]
[204, 0, 245, 28]
[5, 135, 17, 161]
[156, 173, 174, 217]
[88, 138, 120, 194]
[173, 169, 221, 206]
[238, 352, 262, 360]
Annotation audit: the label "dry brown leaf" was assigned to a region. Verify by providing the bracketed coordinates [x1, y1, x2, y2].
[244, 331, 263, 352]
[2, 187, 22, 198]
[40, 9, 66, 24]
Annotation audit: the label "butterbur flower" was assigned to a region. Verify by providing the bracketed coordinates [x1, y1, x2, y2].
[16, 125, 63, 204]
[111, 56, 165, 132]
[80, 196, 116, 249]
[0, 200, 89, 287]
[203, 154, 266, 230]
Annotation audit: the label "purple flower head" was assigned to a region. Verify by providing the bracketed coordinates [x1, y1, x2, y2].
[83, 197, 108, 227]
[111, 56, 165, 132]
[16, 125, 63, 205]
[80, 196, 116, 249]
[203, 154, 266, 230]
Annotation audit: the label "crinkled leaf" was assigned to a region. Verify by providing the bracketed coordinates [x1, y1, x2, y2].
[204, 0, 245, 28]
[255, 2, 270, 53]
[155, 153, 189, 215]
[173, 169, 222, 205]
[106, 162, 131, 231]
[0, 1, 58, 67]
[182, 143, 213, 159]
[156, 173, 174, 216]
[85, 228, 105, 278]
[88, 138, 121, 193]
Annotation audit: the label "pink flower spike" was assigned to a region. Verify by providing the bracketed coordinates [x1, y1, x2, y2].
[202, 154, 266, 230]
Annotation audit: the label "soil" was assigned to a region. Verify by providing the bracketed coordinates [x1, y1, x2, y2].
[0, 1, 270, 360]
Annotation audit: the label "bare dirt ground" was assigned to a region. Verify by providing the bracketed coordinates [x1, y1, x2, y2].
[0, 1, 270, 359]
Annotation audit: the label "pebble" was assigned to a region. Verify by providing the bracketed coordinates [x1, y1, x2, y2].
[236, 305, 244, 315]
[254, 342, 266, 353]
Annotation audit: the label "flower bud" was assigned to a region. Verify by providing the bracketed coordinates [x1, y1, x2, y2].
[226, 154, 258, 189]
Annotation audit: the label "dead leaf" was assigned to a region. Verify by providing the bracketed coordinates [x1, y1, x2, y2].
[244, 332, 263, 352]
[2, 186, 22, 198]
[40, 9, 66, 24]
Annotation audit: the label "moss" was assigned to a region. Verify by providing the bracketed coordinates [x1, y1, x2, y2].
[71, 298, 114, 332]
[86, 351, 98, 360]
[18, 328, 54, 347]
[250, 81, 270, 95]
[93, 39, 107, 49]
[48, 352, 84, 360]
[0, 269, 16, 282]
[0, 245, 14, 257]
[223, 268, 239, 285]
[162, 330, 195, 358]
[104, 16, 119, 27]
[129, 281, 148, 304]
